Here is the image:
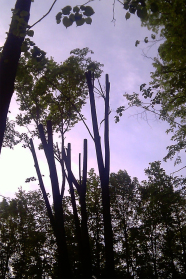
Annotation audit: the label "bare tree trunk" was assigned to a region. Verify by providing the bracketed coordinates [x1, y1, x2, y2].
[86, 72, 115, 278]
[65, 140, 92, 278]
[0, 0, 32, 153]
[38, 121, 72, 278]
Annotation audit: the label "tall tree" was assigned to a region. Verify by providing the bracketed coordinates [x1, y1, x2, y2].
[0, 0, 96, 153]
[0, 188, 56, 279]
[0, 0, 32, 153]
[119, 0, 186, 165]
[109, 170, 139, 278]
[8, 43, 103, 278]
[137, 161, 186, 278]
[86, 72, 115, 278]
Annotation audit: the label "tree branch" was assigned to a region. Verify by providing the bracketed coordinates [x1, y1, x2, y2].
[28, 0, 58, 30]
[43, 75, 94, 141]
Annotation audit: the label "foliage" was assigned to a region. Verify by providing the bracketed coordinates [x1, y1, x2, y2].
[2, 118, 21, 149]
[109, 162, 186, 278]
[56, 5, 94, 28]
[1, 164, 186, 278]
[109, 170, 140, 277]
[0, 188, 56, 278]
[10, 40, 103, 143]
[118, 0, 186, 164]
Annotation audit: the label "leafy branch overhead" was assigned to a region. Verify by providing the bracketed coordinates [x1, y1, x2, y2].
[56, 5, 94, 28]
[123, 0, 148, 20]
[10, 39, 103, 147]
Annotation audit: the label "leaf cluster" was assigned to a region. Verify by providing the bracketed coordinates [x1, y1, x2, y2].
[123, 0, 149, 21]
[13, 40, 103, 144]
[0, 188, 56, 278]
[56, 5, 94, 28]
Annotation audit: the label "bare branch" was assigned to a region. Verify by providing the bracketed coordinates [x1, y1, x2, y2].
[43, 76, 94, 141]
[28, 0, 58, 30]
[116, 0, 124, 5]
[78, 0, 95, 5]
[170, 166, 186, 176]
[111, 0, 116, 25]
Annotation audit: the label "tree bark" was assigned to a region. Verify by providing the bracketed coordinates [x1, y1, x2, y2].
[86, 72, 115, 278]
[0, 0, 32, 153]
[65, 140, 92, 278]
[29, 138, 56, 233]
[38, 121, 72, 278]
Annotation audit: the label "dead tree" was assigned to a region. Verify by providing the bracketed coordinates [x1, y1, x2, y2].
[30, 121, 72, 279]
[64, 140, 92, 278]
[86, 72, 115, 278]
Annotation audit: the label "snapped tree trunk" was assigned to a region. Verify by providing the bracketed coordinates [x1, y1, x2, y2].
[64, 140, 92, 278]
[86, 72, 115, 278]
[37, 121, 72, 278]
[0, 0, 32, 153]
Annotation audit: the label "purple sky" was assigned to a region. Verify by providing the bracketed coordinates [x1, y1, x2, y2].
[0, 0, 185, 200]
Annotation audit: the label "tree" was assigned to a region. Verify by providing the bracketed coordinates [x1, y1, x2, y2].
[109, 170, 140, 278]
[6, 39, 104, 277]
[86, 72, 116, 278]
[136, 161, 186, 278]
[0, 188, 56, 278]
[0, 0, 96, 154]
[13, 42, 102, 138]
[85, 168, 104, 278]
[120, 0, 186, 165]
[0, 0, 32, 154]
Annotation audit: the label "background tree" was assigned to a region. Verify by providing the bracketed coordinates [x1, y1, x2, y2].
[0, 188, 56, 279]
[109, 170, 140, 278]
[118, 0, 186, 166]
[6, 42, 103, 278]
[1, 163, 186, 278]
[135, 161, 186, 279]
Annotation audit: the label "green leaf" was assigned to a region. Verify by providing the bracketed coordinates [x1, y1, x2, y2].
[76, 18, 85, 26]
[20, 33, 26, 37]
[62, 6, 72, 15]
[21, 42, 28, 52]
[135, 40, 140, 47]
[150, 3, 159, 13]
[20, 11, 29, 17]
[83, 6, 95, 17]
[74, 13, 82, 21]
[125, 12, 131, 20]
[63, 16, 73, 28]
[80, 5, 86, 11]
[124, 3, 129, 10]
[56, 12, 62, 22]
[137, 8, 147, 19]
[85, 17, 92, 25]
[129, 6, 136, 14]
[69, 13, 75, 22]
[27, 30, 34, 37]
[73, 6, 80, 13]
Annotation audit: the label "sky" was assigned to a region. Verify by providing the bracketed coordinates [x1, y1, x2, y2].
[0, 0, 185, 200]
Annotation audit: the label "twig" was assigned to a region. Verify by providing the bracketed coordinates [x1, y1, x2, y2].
[43, 76, 94, 141]
[116, 0, 124, 5]
[170, 166, 186, 175]
[28, 0, 58, 30]
[111, 0, 116, 25]
[80, 0, 95, 5]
